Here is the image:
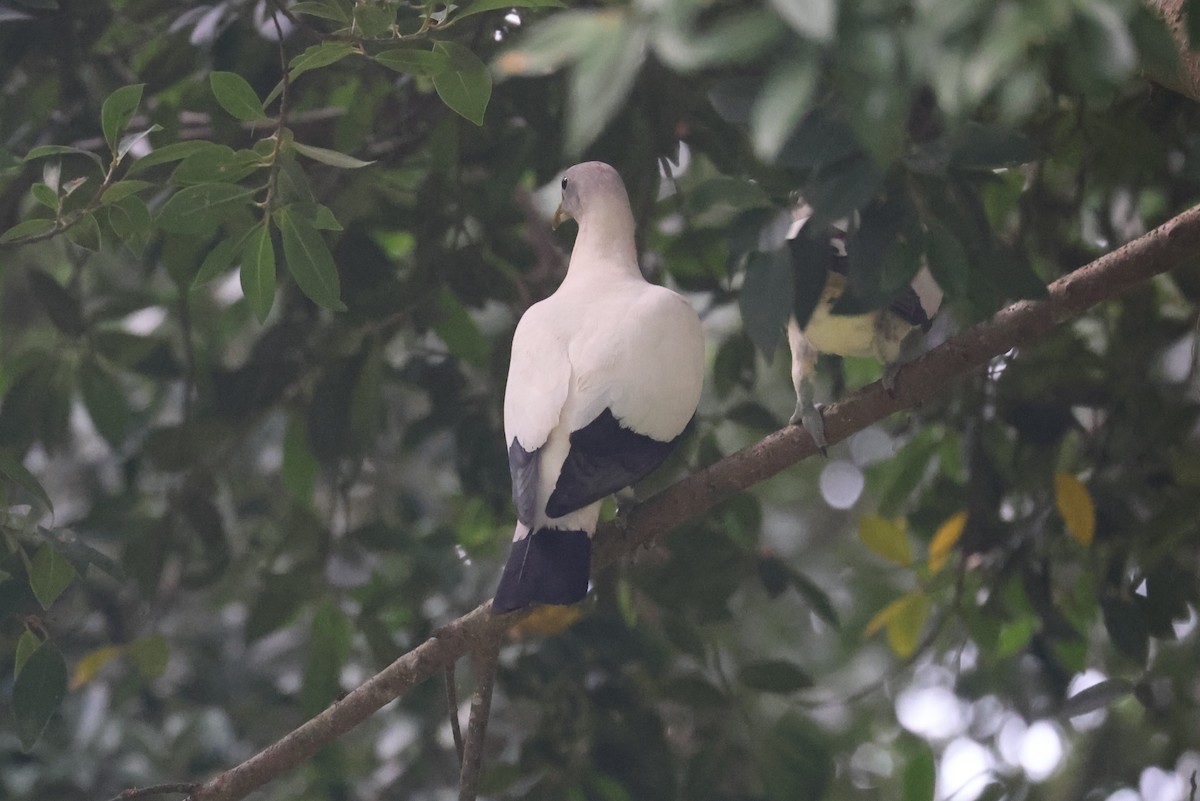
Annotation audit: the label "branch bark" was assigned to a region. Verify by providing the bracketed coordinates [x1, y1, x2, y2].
[187, 202, 1200, 801]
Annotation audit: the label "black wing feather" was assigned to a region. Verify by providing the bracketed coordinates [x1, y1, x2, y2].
[508, 437, 540, 527]
[886, 286, 932, 331]
[544, 408, 686, 519]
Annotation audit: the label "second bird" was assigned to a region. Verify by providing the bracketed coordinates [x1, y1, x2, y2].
[492, 162, 705, 614]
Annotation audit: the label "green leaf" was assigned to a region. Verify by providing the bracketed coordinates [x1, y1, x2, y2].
[946, 122, 1039, 171]
[99, 180, 152, 205]
[493, 10, 612, 77]
[171, 145, 263, 185]
[31, 182, 58, 209]
[1061, 677, 1134, 718]
[65, 212, 102, 252]
[129, 635, 169, 679]
[29, 545, 77, 609]
[0, 218, 56, 243]
[751, 56, 817, 161]
[24, 144, 105, 171]
[454, 0, 564, 23]
[0, 449, 53, 514]
[739, 248, 794, 360]
[157, 183, 257, 235]
[923, 217, 969, 298]
[290, 0, 349, 22]
[301, 600, 353, 716]
[789, 569, 840, 628]
[289, 41, 356, 80]
[193, 229, 252, 286]
[757, 714, 833, 801]
[858, 515, 912, 566]
[768, 0, 836, 41]
[276, 206, 346, 311]
[432, 41, 492, 126]
[26, 268, 85, 337]
[805, 153, 883, 219]
[374, 47, 451, 76]
[738, 659, 814, 693]
[241, 222, 277, 323]
[902, 744, 936, 801]
[291, 140, 375, 169]
[210, 71, 267, 121]
[127, 140, 220, 175]
[663, 674, 728, 707]
[14, 629, 41, 678]
[117, 124, 163, 161]
[79, 357, 131, 447]
[13, 641, 67, 751]
[105, 195, 153, 255]
[435, 287, 489, 365]
[101, 83, 144, 153]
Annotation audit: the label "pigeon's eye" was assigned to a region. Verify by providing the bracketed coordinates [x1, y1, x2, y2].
[561, 177, 568, 190]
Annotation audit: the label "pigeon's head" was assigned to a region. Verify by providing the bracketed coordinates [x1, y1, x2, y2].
[552, 162, 630, 230]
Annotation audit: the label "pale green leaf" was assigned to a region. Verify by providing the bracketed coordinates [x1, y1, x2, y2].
[101, 84, 144, 152]
[432, 41, 492, 126]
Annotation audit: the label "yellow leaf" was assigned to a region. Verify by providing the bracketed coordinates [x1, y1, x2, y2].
[886, 593, 930, 658]
[858, 515, 912, 566]
[508, 604, 584, 640]
[1055, 473, 1095, 547]
[70, 645, 123, 690]
[929, 511, 967, 573]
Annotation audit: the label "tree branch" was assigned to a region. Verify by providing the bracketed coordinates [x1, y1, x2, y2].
[457, 637, 502, 801]
[185, 202, 1200, 801]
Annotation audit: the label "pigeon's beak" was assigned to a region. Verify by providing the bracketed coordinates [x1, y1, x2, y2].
[551, 205, 571, 231]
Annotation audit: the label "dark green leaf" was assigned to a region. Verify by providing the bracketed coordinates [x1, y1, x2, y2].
[739, 659, 814, 693]
[902, 744, 936, 801]
[454, 0, 564, 22]
[171, 145, 263, 185]
[24, 144, 105, 171]
[29, 545, 76, 609]
[193, 228, 253, 286]
[101, 83, 144, 152]
[805, 154, 883, 219]
[374, 47, 451, 76]
[663, 674, 728, 707]
[946, 122, 1040, 171]
[13, 641, 67, 750]
[157, 184, 257, 235]
[289, 42, 356, 80]
[283, 416, 318, 502]
[291, 140, 375, 169]
[277, 206, 346, 311]
[30, 182, 57, 209]
[301, 599, 353, 716]
[14, 629, 40, 678]
[739, 248, 794, 360]
[432, 41, 492, 126]
[757, 713, 833, 801]
[79, 357, 131, 447]
[209, 71, 267, 121]
[290, 0, 348, 22]
[106, 195, 152, 255]
[923, 217, 969, 298]
[1060, 677, 1134, 718]
[128, 140, 220, 175]
[789, 570, 840, 628]
[241, 222, 277, 322]
[0, 218, 56, 243]
[65, 212, 102, 252]
[245, 572, 313, 640]
[0, 449, 53, 513]
[27, 268, 85, 337]
[99, 180, 152, 204]
[354, 3, 394, 36]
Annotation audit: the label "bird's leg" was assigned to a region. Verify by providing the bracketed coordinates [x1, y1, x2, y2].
[787, 319, 829, 453]
[881, 329, 922, 397]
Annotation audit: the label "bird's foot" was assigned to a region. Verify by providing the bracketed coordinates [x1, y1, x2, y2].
[882, 361, 901, 397]
[789, 399, 829, 455]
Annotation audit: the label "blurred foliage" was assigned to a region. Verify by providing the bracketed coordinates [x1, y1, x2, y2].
[1, 0, 1199, 800]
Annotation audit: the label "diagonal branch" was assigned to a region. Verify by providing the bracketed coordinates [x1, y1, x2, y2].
[186, 202, 1200, 801]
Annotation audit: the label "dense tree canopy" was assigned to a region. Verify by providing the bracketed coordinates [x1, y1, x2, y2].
[1, 1, 1199, 800]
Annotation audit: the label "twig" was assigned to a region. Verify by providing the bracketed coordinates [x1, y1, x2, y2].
[105, 783, 199, 801]
[445, 665, 465, 765]
[458, 635, 502, 801]
[184, 203, 1200, 801]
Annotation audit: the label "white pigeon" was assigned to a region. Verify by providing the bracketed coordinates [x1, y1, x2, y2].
[785, 208, 943, 451]
[492, 162, 705, 614]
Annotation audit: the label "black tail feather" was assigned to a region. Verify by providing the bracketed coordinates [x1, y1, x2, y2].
[492, 528, 591, 614]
